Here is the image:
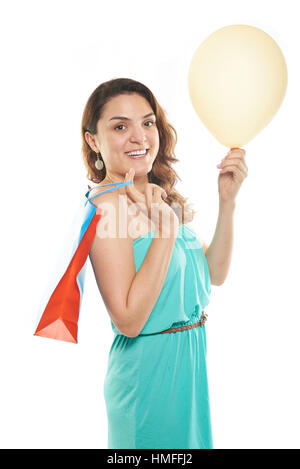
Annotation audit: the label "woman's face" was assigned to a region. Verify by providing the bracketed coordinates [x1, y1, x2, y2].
[90, 93, 160, 181]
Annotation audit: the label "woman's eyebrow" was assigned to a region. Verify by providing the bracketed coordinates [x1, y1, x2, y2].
[109, 112, 155, 121]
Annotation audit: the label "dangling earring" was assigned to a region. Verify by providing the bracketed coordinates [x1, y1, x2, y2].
[95, 152, 104, 170]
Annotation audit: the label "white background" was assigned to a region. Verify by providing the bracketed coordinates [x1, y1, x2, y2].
[1, 0, 299, 449]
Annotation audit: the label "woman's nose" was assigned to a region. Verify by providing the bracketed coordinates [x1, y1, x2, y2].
[130, 134, 147, 143]
[129, 125, 147, 141]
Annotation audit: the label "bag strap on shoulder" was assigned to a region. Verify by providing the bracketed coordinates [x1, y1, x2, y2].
[85, 180, 133, 208]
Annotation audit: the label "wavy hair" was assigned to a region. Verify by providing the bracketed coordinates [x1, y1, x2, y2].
[81, 78, 195, 224]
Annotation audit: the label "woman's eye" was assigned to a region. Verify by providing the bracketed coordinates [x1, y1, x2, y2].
[115, 120, 155, 131]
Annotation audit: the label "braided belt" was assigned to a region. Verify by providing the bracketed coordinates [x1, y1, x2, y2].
[144, 311, 208, 336]
[159, 311, 208, 334]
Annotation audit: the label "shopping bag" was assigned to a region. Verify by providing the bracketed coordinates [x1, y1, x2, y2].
[33, 180, 132, 344]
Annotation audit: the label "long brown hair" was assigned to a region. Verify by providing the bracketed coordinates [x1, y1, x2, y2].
[81, 78, 195, 224]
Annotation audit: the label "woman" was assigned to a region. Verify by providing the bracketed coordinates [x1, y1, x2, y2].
[82, 78, 248, 449]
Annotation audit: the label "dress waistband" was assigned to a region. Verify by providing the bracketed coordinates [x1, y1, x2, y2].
[139, 311, 208, 336]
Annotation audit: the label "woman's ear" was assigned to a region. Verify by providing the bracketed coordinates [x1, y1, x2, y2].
[85, 131, 99, 153]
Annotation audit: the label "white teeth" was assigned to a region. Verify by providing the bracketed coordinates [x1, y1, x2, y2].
[127, 149, 147, 156]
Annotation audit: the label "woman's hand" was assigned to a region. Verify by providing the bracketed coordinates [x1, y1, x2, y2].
[122, 168, 179, 237]
[216, 148, 248, 203]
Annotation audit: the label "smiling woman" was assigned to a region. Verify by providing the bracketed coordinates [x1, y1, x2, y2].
[79, 78, 213, 450]
[81, 78, 195, 225]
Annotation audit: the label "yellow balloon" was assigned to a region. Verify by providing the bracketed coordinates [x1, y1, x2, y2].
[188, 25, 288, 148]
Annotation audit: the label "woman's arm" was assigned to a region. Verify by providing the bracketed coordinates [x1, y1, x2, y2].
[205, 198, 236, 285]
[205, 146, 248, 285]
[125, 226, 178, 337]
[89, 192, 179, 338]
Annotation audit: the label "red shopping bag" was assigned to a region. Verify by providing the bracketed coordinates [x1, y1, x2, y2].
[34, 180, 131, 343]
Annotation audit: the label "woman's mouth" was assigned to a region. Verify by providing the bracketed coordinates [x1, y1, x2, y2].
[125, 149, 149, 159]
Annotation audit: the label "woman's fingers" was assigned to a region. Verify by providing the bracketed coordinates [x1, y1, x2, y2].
[121, 171, 168, 229]
[123, 168, 144, 204]
[145, 184, 166, 210]
[144, 183, 153, 219]
[217, 157, 248, 174]
[153, 186, 166, 204]
[119, 170, 130, 196]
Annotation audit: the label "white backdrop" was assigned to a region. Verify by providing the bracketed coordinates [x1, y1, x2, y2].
[1, 0, 299, 449]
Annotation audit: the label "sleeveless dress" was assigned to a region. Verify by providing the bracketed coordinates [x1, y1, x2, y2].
[103, 223, 213, 449]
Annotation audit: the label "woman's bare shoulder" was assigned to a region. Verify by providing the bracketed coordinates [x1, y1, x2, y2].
[88, 184, 133, 237]
[87, 184, 122, 206]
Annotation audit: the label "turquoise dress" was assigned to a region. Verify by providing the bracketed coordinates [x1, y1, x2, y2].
[103, 223, 213, 449]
